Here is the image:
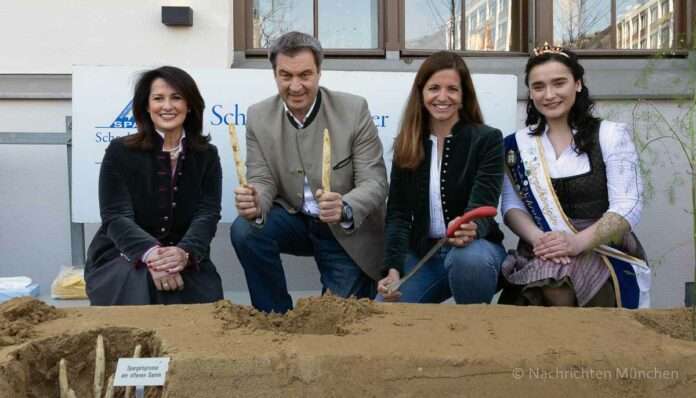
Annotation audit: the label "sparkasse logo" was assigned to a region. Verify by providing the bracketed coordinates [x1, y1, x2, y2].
[95, 101, 137, 143]
[98, 100, 136, 129]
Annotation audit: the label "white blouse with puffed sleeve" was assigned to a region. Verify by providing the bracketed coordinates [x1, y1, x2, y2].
[501, 121, 643, 229]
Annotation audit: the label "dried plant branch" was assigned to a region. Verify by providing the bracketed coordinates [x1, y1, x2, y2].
[640, 135, 682, 153]
[642, 100, 695, 169]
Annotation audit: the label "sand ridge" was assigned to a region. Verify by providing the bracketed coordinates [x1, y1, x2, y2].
[0, 297, 695, 397]
[214, 293, 382, 335]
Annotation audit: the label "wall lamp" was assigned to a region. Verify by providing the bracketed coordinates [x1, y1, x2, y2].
[161, 6, 193, 27]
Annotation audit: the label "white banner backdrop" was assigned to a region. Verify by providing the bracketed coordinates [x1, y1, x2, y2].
[72, 66, 517, 223]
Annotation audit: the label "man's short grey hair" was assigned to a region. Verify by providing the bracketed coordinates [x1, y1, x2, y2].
[268, 31, 323, 72]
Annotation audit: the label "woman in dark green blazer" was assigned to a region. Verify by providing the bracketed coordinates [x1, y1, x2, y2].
[85, 66, 223, 305]
[377, 51, 506, 304]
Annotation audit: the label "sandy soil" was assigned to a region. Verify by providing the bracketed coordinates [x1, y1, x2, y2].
[0, 297, 63, 347]
[0, 296, 695, 398]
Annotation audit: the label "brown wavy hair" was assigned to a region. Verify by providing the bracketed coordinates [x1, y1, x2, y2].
[393, 51, 483, 170]
[124, 66, 209, 152]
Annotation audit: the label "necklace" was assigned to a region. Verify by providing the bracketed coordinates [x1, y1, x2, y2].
[163, 143, 182, 160]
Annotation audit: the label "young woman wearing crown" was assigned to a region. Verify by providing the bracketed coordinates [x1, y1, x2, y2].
[498, 44, 650, 308]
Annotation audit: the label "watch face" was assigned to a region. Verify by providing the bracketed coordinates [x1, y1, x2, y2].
[342, 203, 353, 221]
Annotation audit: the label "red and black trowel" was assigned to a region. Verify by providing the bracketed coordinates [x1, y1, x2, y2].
[386, 206, 498, 295]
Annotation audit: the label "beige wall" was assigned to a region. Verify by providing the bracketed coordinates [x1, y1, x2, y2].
[0, 0, 232, 73]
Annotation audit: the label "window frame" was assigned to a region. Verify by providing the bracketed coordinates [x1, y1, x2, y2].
[233, 0, 692, 59]
[240, 0, 387, 57]
[534, 0, 691, 56]
[399, 0, 529, 56]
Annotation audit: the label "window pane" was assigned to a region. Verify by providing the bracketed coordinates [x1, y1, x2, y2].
[465, 0, 512, 51]
[318, 0, 379, 48]
[405, 0, 462, 50]
[553, 0, 611, 49]
[616, 0, 673, 49]
[251, 0, 313, 48]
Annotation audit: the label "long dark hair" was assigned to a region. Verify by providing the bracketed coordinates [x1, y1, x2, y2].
[124, 66, 209, 151]
[394, 51, 483, 170]
[524, 48, 600, 154]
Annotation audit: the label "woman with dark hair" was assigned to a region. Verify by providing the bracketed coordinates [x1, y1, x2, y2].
[377, 51, 506, 304]
[499, 45, 650, 308]
[85, 66, 224, 305]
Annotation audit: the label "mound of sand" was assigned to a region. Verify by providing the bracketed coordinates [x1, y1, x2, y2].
[215, 293, 382, 335]
[0, 297, 63, 346]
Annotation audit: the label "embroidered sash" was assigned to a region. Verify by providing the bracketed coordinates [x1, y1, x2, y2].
[504, 128, 651, 309]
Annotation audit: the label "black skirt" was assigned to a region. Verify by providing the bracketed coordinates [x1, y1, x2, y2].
[85, 256, 223, 305]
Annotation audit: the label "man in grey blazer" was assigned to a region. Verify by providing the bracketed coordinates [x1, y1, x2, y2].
[230, 31, 388, 313]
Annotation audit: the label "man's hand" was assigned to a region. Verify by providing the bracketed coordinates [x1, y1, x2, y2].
[235, 184, 261, 220]
[447, 219, 477, 247]
[315, 189, 343, 224]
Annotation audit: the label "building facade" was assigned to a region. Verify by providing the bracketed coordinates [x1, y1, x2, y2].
[617, 0, 673, 49]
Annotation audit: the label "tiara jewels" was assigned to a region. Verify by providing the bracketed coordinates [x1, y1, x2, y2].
[532, 42, 570, 58]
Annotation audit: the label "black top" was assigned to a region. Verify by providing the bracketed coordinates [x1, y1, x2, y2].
[383, 121, 505, 274]
[86, 134, 222, 270]
[551, 126, 609, 219]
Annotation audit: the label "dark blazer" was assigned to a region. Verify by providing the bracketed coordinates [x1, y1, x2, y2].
[86, 135, 222, 270]
[384, 121, 505, 274]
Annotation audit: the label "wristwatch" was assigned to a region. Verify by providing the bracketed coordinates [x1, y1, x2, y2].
[341, 201, 353, 222]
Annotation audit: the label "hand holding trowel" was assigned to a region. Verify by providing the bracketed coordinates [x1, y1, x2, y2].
[385, 206, 498, 295]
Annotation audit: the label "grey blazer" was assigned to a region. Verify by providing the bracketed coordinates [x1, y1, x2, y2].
[245, 86, 388, 280]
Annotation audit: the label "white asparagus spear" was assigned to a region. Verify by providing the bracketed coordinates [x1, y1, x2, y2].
[94, 335, 105, 398]
[66, 388, 77, 398]
[321, 128, 331, 192]
[124, 344, 143, 398]
[59, 358, 69, 398]
[103, 375, 115, 398]
[228, 123, 247, 186]
[133, 344, 142, 358]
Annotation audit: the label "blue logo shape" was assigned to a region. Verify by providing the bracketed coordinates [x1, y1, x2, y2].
[98, 100, 136, 129]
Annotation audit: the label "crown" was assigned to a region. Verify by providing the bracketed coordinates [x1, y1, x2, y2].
[532, 42, 569, 58]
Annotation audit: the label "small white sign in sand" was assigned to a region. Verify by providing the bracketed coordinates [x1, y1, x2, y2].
[113, 357, 170, 387]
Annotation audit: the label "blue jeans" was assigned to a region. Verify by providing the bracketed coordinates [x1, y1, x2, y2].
[230, 205, 375, 313]
[384, 239, 506, 304]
